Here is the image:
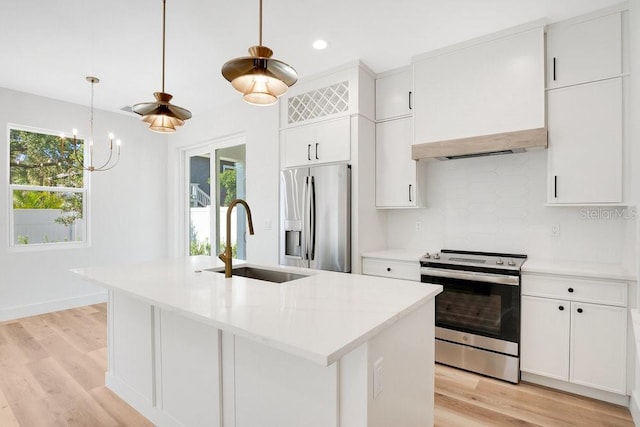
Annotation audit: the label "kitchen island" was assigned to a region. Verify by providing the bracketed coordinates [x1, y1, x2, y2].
[72, 257, 442, 427]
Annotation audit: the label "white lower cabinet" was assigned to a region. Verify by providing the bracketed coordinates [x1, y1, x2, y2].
[521, 274, 628, 395]
[362, 257, 420, 281]
[570, 301, 627, 393]
[521, 296, 570, 381]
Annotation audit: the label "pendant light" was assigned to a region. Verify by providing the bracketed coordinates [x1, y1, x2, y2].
[221, 0, 297, 106]
[133, 0, 191, 133]
[66, 76, 121, 172]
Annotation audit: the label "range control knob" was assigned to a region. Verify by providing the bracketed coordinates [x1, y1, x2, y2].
[508, 259, 516, 266]
[433, 253, 440, 260]
[496, 258, 504, 265]
[424, 252, 431, 259]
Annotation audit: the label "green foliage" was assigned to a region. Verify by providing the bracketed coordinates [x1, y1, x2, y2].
[12, 190, 64, 209]
[17, 235, 29, 245]
[10, 129, 84, 188]
[219, 169, 236, 206]
[190, 237, 211, 256]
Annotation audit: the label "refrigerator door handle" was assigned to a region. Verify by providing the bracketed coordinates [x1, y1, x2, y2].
[309, 175, 316, 261]
[301, 175, 309, 260]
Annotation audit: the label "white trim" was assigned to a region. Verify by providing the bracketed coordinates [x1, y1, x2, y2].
[631, 391, 640, 425]
[0, 291, 107, 321]
[105, 373, 180, 427]
[545, 2, 628, 31]
[521, 372, 630, 406]
[411, 19, 546, 63]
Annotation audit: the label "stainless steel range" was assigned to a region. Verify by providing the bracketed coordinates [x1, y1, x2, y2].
[420, 249, 527, 383]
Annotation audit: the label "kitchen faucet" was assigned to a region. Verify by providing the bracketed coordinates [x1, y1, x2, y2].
[218, 199, 255, 278]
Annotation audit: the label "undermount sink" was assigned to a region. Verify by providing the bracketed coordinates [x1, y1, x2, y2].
[205, 266, 308, 284]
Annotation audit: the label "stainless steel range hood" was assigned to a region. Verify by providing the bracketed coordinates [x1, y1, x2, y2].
[411, 128, 547, 161]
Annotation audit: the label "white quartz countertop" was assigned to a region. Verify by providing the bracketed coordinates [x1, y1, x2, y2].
[361, 249, 427, 262]
[72, 257, 442, 367]
[522, 258, 636, 282]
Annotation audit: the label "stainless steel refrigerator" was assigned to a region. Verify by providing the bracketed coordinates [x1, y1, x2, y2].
[280, 164, 351, 272]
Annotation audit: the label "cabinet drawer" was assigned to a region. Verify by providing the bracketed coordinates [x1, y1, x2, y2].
[522, 274, 627, 307]
[362, 258, 419, 281]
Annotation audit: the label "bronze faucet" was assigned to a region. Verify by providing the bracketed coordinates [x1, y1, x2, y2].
[218, 199, 255, 278]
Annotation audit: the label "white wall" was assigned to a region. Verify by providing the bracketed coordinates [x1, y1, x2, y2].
[387, 150, 636, 268]
[166, 101, 280, 265]
[0, 87, 168, 320]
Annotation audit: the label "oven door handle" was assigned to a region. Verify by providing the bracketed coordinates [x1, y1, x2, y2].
[420, 267, 519, 286]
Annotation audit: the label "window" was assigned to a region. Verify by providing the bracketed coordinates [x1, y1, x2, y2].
[8, 126, 87, 248]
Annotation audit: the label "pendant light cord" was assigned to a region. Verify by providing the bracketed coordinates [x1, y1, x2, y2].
[89, 80, 94, 167]
[259, 0, 263, 46]
[162, 0, 166, 92]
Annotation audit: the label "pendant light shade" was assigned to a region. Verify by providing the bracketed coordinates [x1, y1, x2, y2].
[222, 0, 297, 105]
[133, 0, 191, 133]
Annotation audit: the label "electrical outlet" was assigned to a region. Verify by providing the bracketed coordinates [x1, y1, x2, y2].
[415, 221, 422, 231]
[373, 357, 384, 399]
[551, 223, 560, 237]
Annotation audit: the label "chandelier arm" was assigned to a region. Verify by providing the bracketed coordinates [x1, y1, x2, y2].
[93, 148, 116, 171]
[92, 155, 120, 172]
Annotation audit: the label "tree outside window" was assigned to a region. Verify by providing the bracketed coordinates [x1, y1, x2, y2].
[9, 127, 87, 247]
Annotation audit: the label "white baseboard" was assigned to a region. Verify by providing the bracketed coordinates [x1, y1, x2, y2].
[0, 291, 108, 321]
[105, 373, 181, 427]
[630, 391, 640, 426]
[521, 372, 630, 406]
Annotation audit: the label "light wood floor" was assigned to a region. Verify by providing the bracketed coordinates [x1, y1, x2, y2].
[0, 304, 635, 426]
[435, 364, 633, 426]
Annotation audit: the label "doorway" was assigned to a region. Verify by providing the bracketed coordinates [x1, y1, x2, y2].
[185, 138, 246, 259]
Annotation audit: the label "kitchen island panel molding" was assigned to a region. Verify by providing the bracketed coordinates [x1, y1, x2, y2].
[74, 257, 441, 426]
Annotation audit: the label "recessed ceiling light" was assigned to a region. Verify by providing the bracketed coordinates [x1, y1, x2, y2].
[312, 40, 328, 50]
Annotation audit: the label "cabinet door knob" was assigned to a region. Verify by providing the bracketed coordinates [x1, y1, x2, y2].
[386, 267, 391, 272]
[307, 144, 311, 161]
[553, 57, 557, 81]
[315, 143, 319, 160]
[577, 308, 583, 313]
[409, 91, 413, 110]
[409, 184, 413, 202]
[568, 288, 574, 293]
[554, 175, 558, 199]
[558, 306, 564, 311]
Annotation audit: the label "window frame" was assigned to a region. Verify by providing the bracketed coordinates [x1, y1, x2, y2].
[7, 124, 90, 251]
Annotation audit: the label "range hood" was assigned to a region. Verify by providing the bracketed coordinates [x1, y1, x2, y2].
[411, 128, 547, 161]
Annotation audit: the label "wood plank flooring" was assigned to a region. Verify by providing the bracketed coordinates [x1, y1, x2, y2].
[0, 304, 635, 426]
[435, 364, 634, 426]
[0, 304, 152, 427]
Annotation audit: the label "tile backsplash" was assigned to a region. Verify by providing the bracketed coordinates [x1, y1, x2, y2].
[387, 150, 636, 268]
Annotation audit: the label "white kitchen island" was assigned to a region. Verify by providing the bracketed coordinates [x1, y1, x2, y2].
[72, 257, 442, 427]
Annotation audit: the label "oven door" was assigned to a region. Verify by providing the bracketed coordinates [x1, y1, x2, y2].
[421, 267, 520, 348]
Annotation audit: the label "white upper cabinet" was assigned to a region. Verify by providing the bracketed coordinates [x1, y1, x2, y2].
[547, 77, 622, 204]
[413, 26, 545, 144]
[375, 118, 419, 208]
[375, 68, 413, 121]
[282, 117, 350, 168]
[547, 12, 622, 89]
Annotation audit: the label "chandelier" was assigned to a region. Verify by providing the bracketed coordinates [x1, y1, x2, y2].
[64, 76, 121, 172]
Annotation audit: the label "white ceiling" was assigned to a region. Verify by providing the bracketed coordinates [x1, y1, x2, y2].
[0, 0, 623, 116]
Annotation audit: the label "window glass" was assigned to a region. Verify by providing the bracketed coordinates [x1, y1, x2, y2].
[9, 127, 87, 247]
